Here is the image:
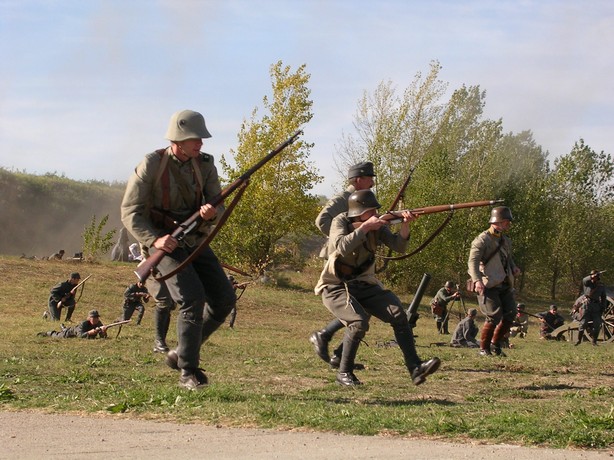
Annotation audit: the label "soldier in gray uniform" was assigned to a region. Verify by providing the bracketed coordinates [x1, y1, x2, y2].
[121, 109, 237, 390]
[467, 206, 521, 357]
[38, 309, 108, 339]
[314, 190, 441, 386]
[431, 281, 460, 334]
[47, 272, 81, 321]
[450, 308, 479, 348]
[576, 269, 607, 345]
[310, 161, 375, 368]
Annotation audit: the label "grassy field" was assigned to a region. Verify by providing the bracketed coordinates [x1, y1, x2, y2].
[0, 256, 612, 450]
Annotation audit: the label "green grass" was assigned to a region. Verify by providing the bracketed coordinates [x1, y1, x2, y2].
[0, 256, 612, 450]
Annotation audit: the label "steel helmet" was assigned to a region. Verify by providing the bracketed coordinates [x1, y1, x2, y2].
[489, 206, 514, 223]
[165, 110, 211, 141]
[347, 190, 381, 218]
[444, 281, 454, 289]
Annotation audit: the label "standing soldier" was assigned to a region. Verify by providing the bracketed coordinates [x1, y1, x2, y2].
[314, 190, 440, 386]
[467, 206, 522, 357]
[121, 109, 237, 390]
[576, 270, 607, 346]
[47, 272, 81, 321]
[122, 281, 150, 325]
[310, 161, 375, 368]
[430, 281, 460, 334]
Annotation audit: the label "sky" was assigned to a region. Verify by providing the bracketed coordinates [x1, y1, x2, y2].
[1, 0, 613, 197]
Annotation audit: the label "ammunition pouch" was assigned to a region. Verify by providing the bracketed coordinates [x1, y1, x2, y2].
[334, 256, 374, 281]
[430, 299, 444, 316]
[150, 208, 180, 231]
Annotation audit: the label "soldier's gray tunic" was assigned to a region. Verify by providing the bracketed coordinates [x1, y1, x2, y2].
[121, 147, 236, 371]
[315, 185, 355, 258]
[450, 316, 479, 347]
[578, 275, 607, 336]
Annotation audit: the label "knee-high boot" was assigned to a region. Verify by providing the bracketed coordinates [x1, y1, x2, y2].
[480, 322, 496, 352]
[339, 332, 362, 374]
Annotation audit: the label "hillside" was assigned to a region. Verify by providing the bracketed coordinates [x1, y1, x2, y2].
[0, 168, 128, 258]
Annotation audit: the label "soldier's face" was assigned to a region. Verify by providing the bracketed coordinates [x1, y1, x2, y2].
[355, 176, 374, 190]
[493, 219, 512, 232]
[176, 138, 203, 160]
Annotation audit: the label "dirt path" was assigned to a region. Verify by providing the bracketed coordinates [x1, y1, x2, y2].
[1, 411, 611, 459]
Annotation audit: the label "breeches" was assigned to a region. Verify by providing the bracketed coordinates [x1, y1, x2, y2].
[478, 286, 516, 324]
[321, 281, 408, 340]
[154, 245, 237, 369]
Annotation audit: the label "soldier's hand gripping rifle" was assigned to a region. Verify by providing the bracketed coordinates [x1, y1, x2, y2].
[58, 274, 92, 311]
[134, 130, 304, 283]
[92, 319, 131, 338]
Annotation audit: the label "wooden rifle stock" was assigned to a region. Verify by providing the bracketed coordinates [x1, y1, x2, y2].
[134, 129, 303, 282]
[383, 199, 504, 223]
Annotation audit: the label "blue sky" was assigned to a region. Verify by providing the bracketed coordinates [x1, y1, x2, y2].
[1, 0, 612, 197]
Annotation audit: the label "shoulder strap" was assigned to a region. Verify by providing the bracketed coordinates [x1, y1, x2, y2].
[154, 149, 171, 210]
[484, 236, 504, 265]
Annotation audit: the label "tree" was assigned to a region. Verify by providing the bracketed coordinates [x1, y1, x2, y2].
[82, 214, 116, 262]
[546, 140, 614, 296]
[212, 61, 322, 273]
[336, 60, 448, 207]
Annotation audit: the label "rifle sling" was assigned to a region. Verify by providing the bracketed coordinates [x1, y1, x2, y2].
[376, 210, 455, 262]
[155, 180, 249, 282]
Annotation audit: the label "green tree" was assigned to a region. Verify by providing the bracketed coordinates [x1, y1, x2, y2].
[82, 214, 116, 262]
[336, 60, 448, 207]
[213, 61, 322, 273]
[546, 140, 614, 296]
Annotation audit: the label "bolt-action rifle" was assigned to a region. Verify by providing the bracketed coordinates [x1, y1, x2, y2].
[58, 274, 92, 310]
[380, 199, 505, 224]
[134, 130, 304, 283]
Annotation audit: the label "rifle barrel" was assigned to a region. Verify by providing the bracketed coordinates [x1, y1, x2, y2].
[383, 199, 504, 223]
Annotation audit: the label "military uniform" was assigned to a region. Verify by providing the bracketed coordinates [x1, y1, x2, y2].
[536, 307, 565, 338]
[40, 311, 107, 339]
[431, 286, 457, 334]
[577, 274, 607, 344]
[450, 313, 479, 348]
[48, 277, 78, 321]
[315, 212, 427, 384]
[122, 283, 150, 325]
[121, 146, 236, 375]
[468, 227, 518, 354]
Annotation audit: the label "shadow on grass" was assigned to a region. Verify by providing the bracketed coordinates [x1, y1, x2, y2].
[298, 394, 456, 408]
[518, 383, 583, 391]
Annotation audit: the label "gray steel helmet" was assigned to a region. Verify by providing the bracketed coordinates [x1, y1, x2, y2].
[347, 190, 381, 218]
[489, 206, 514, 223]
[165, 110, 211, 141]
[444, 281, 454, 289]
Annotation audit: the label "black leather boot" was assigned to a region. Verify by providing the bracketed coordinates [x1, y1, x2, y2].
[336, 333, 362, 386]
[153, 308, 170, 353]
